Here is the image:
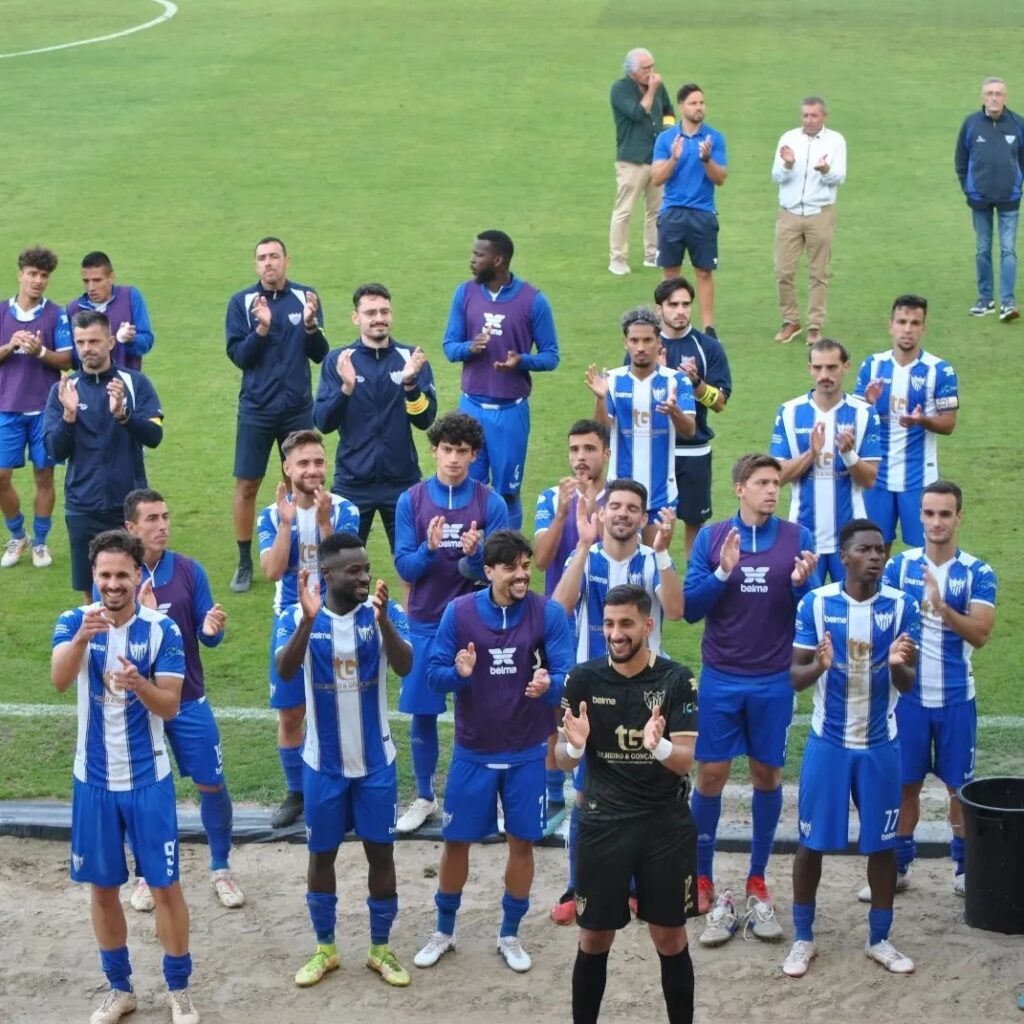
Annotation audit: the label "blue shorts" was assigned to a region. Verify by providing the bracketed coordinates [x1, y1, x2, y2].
[165, 698, 224, 786]
[0, 411, 52, 470]
[443, 755, 546, 842]
[71, 775, 179, 888]
[234, 408, 313, 481]
[694, 666, 794, 766]
[674, 451, 713, 525]
[811, 551, 845, 587]
[459, 393, 530, 496]
[303, 761, 398, 849]
[896, 698, 977, 789]
[863, 486, 923, 546]
[657, 207, 719, 271]
[398, 626, 447, 715]
[269, 624, 306, 709]
[797, 733, 902, 854]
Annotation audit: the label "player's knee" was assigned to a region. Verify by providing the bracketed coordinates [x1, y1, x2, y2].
[696, 761, 730, 794]
[279, 705, 305, 730]
[648, 924, 687, 956]
[0, 468, 13, 488]
[195, 782, 223, 794]
[235, 477, 261, 499]
[91, 884, 122, 908]
[749, 761, 782, 790]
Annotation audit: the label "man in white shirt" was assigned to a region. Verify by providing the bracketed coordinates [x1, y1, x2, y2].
[771, 98, 847, 346]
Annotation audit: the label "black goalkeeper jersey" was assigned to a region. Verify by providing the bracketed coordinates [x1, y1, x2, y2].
[562, 653, 698, 823]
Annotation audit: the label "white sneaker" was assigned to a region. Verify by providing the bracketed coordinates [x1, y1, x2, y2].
[413, 931, 455, 968]
[699, 891, 738, 946]
[642, 257, 659, 268]
[953, 869, 965, 897]
[166, 987, 200, 1024]
[31, 543, 53, 568]
[608, 262, 631, 276]
[211, 869, 245, 908]
[90, 988, 137, 1024]
[782, 940, 816, 978]
[866, 938, 914, 974]
[396, 797, 438, 834]
[1, 536, 28, 567]
[129, 878, 155, 912]
[743, 893, 783, 941]
[857, 870, 910, 903]
[496, 935, 532, 973]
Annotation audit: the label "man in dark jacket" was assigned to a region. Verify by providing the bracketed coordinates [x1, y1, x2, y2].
[43, 310, 163, 600]
[955, 77, 1024, 322]
[314, 283, 436, 551]
[225, 236, 329, 592]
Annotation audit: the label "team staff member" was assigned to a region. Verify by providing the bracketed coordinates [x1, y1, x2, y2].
[785, 519, 920, 979]
[559, 584, 699, 1024]
[122, 488, 244, 913]
[443, 229, 559, 529]
[314, 283, 436, 552]
[0, 246, 72, 570]
[275, 535, 414, 990]
[415, 531, 574, 974]
[653, 277, 732, 555]
[257, 430, 359, 829]
[43, 310, 164, 602]
[684, 454, 816, 946]
[608, 48, 675, 275]
[65, 251, 155, 370]
[225, 236, 328, 592]
[651, 84, 727, 336]
[51, 530, 199, 1024]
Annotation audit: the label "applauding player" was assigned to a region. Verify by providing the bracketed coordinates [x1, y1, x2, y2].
[275, 534, 414, 990]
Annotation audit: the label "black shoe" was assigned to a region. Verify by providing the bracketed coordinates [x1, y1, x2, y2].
[703, 325, 718, 339]
[230, 563, 252, 593]
[271, 790, 304, 829]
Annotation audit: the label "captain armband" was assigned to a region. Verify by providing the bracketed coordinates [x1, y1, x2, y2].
[934, 396, 959, 411]
[405, 392, 430, 416]
[662, 115, 676, 127]
[696, 384, 721, 408]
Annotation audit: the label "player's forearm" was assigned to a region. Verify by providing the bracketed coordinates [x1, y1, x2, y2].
[704, 160, 727, 186]
[671, 410, 696, 439]
[919, 412, 957, 435]
[51, 640, 87, 690]
[890, 663, 915, 694]
[304, 328, 329, 364]
[554, 736, 584, 772]
[778, 452, 813, 485]
[120, 414, 163, 448]
[658, 735, 696, 775]
[790, 654, 823, 691]
[592, 395, 612, 427]
[276, 619, 313, 681]
[936, 604, 994, 648]
[379, 618, 413, 677]
[133, 676, 182, 720]
[846, 458, 878, 488]
[40, 349, 72, 371]
[533, 519, 568, 571]
[260, 529, 292, 582]
[682, 569, 727, 622]
[650, 158, 676, 187]
[406, 385, 437, 428]
[658, 571, 684, 620]
[552, 546, 587, 613]
[226, 330, 270, 370]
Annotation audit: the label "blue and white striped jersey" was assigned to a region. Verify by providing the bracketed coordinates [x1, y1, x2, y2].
[883, 548, 997, 708]
[257, 493, 361, 613]
[795, 582, 921, 749]
[274, 600, 409, 777]
[605, 367, 695, 509]
[854, 350, 959, 491]
[770, 392, 881, 553]
[566, 541, 666, 661]
[53, 604, 186, 791]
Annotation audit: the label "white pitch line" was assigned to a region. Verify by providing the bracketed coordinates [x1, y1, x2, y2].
[0, 1, 177, 60]
[0, 703, 1020, 728]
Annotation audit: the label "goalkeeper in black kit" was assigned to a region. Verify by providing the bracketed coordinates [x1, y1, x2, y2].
[557, 583, 699, 1024]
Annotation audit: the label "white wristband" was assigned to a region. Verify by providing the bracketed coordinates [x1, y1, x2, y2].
[655, 550, 673, 572]
[714, 565, 731, 582]
[839, 448, 860, 468]
[36, 346, 46, 359]
[565, 741, 584, 759]
[652, 737, 673, 762]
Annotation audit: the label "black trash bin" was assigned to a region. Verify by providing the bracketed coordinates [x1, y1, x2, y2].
[957, 776, 1024, 934]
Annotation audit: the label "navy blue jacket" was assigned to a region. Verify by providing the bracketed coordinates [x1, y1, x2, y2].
[955, 106, 1024, 211]
[225, 280, 329, 420]
[314, 338, 437, 492]
[43, 364, 163, 514]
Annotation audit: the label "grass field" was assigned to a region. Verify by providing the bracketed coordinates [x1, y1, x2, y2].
[1, 0, 1022, 801]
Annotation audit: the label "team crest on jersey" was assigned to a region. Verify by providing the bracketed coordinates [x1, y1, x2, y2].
[628, 572, 643, 586]
[72, 852, 84, 872]
[358, 624, 377, 644]
[288, 312, 302, 325]
[575, 895, 587, 916]
[652, 385, 667, 403]
[739, 566, 770, 593]
[483, 312, 505, 336]
[489, 648, 517, 675]
[643, 690, 666, 711]
[947, 577, 966, 597]
[128, 640, 149, 663]
[910, 374, 927, 390]
[873, 610, 895, 632]
[390, 370, 405, 385]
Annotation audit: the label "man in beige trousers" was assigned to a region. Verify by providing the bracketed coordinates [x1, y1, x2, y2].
[771, 97, 847, 345]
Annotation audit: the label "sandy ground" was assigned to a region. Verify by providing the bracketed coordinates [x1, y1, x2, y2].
[3, 833, 1023, 1024]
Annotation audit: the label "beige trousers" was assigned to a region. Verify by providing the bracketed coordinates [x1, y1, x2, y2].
[774, 204, 836, 329]
[610, 161, 662, 266]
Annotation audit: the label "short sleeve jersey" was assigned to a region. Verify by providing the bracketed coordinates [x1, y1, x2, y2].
[562, 654, 697, 822]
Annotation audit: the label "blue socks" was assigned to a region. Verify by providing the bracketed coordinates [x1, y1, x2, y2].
[278, 745, 303, 793]
[410, 714, 439, 800]
[868, 908, 893, 946]
[793, 901, 815, 942]
[567, 804, 580, 890]
[368, 894, 398, 945]
[500, 891, 529, 938]
[5, 513, 25, 540]
[690, 789, 721, 881]
[162, 953, 192, 992]
[199, 787, 233, 871]
[100, 946, 132, 992]
[546, 768, 566, 805]
[435, 890, 462, 935]
[32, 514, 51, 545]
[307, 891, 338, 944]
[950, 835, 965, 875]
[896, 835, 916, 874]
[750, 785, 783, 879]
